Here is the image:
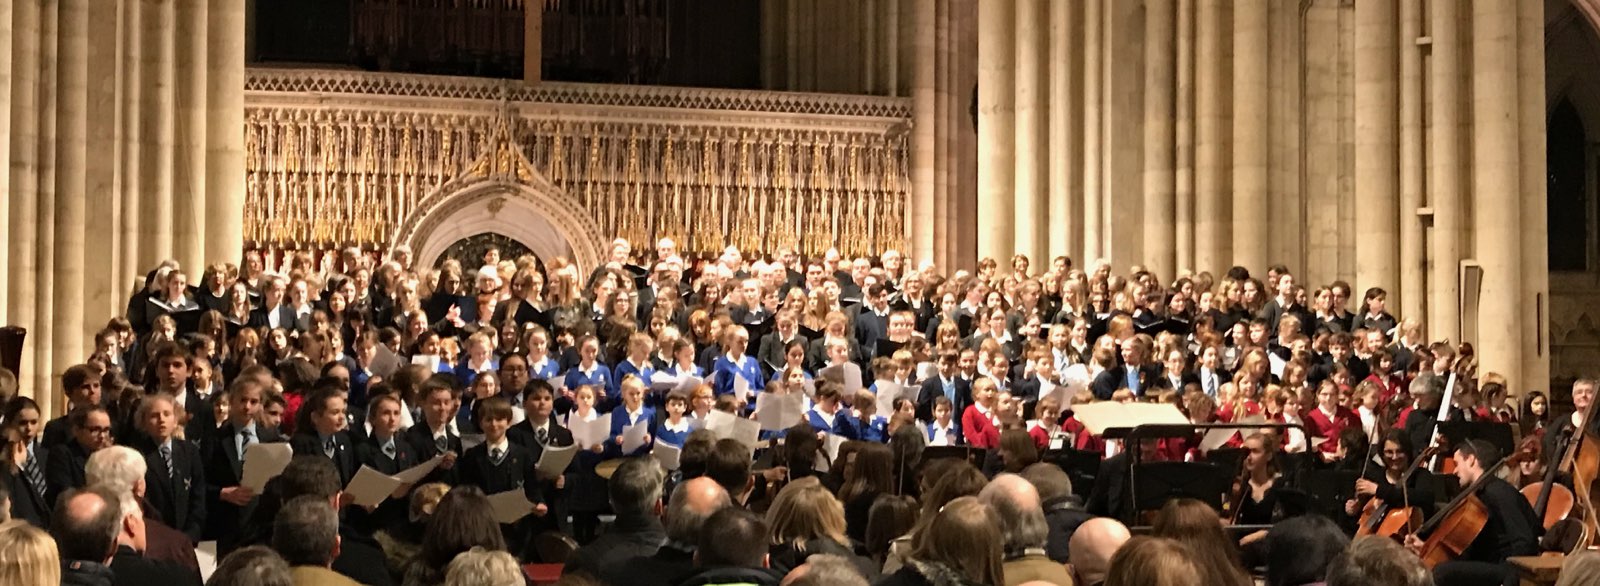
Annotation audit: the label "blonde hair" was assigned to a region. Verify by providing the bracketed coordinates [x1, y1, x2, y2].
[444, 547, 522, 586]
[765, 477, 849, 548]
[0, 520, 60, 586]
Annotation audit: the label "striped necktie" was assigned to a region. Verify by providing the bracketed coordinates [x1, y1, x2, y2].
[159, 445, 174, 479]
[24, 451, 44, 494]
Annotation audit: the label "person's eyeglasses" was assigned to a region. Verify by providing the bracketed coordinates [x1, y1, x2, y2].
[83, 426, 112, 435]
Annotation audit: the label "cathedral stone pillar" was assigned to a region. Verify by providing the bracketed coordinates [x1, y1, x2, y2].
[1143, 0, 1176, 279]
[173, 0, 209, 272]
[1518, 0, 1549, 390]
[1398, 0, 1424, 324]
[54, 0, 90, 389]
[1012, 0, 1046, 265]
[1193, 0, 1226, 275]
[8, 0, 40, 395]
[1174, 0, 1195, 274]
[0, 0, 12, 323]
[85, 0, 122, 325]
[120, 0, 145, 295]
[1355, 0, 1399, 307]
[1428, 0, 1462, 343]
[911, 0, 936, 262]
[1048, 0, 1078, 264]
[1471, 0, 1523, 389]
[35, 1, 59, 400]
[206, 0, 247, 265]
[139, 0, 176, 268]
[1082, 0, 1103, 262]
[1231, 0, 1268, 271]
[977, 0, 1014, 262]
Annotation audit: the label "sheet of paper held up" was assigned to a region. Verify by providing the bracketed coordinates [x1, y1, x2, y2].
[706, 410, 761, 451]
[536, 444, 578, 476]
[486, 489, 536, 524]
[820, 363, 864, 395]
[756, 392, 804, 431]
[240, 443, 294, 492]
[621, 422, 651, 453]
[570, 412, 613, 449]
[1198, 415, 1266, 452]
[733, 374, 752, 404]
[653, 442, 682, 471]
[392, 454, 445, 485]
[873, 381, 901, 416]
[649, 372, 703, 394]
[1070, 402, 1190, 436]
[345, 465, 405, 508]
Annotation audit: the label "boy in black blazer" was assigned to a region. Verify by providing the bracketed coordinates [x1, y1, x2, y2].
[354, 393, 419, 533]
[459, 396, 547, 559]
[202, 378, 284, 544]
[402, 376, 462, 485]
[132, 393, 207, 541]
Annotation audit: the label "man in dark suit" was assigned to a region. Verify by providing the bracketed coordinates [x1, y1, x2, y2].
[130, 394, 206, 542]
[916, 351, 972, 423]
[1090, 337, 1163, 400]
[1085, 439, 1162, 522]
[45, 406, 114, 508]
[248, 456, 395, 586]
[56, 485, 202, 586]
[43, 364, 104, 450]
[202, 378, 284, 545]
[289, 388, 358, 486]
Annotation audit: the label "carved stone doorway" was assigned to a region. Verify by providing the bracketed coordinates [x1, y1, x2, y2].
[434, 232, 540, 272]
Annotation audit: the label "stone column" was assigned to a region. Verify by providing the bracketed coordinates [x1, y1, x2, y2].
[1174, 0, 1194, 274]
[1143, 0, 1176, 279]
[1082, 0, 1103, 262]
[120, 0, 145, 293]
[173, 0, 207, 271]
[1398, 0, 1424, 323]
[85, 0, 121, 324]
[1471, 0, 1522, 387]
[1518, 0, 1549, 390]
[1013, 0, 1046, 265]
[1354, 0, 1398, 305]
[1193, 0, 1225, 274]
[862, 0, 877, 94]
[760, 0, 782, 90]
[1047, 0, 1077, 263]
[55, 0, 90, 379]
[1231, 0, 1268, 271]
[883, 0, 898, 97]
[785, 0, 801, 90]
[976, 0, 1014, 262]
[933, 0, 951, 266]
[1427, 0, 1461, 344]
[206, 0, 247, 265]
[140, 0, 176, 268]
[35, 0, 59, 401]
[0, 0, 12, 323]
[910, 0, 936, 262]
[8, 0, 39, 394]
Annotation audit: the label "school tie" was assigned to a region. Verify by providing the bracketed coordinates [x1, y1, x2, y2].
[491, 447, 505, 466]
[23, 451, 44, 493]
[323, 436, 336, 458]
[159, 445, 174, 479]
[382, 440, 396, 460]
[535, 426, 548, 444]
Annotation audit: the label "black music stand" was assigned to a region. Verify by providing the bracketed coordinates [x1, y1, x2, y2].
[1437, 420, 1516, 462]
[1298, 469, 1359, 521]
[924, 445, 986, 467]
[1130, 461, 1231, 519]
[1042, 447, 1103, 501]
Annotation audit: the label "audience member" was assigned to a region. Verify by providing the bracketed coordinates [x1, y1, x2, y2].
[273, 495, 360, 586]
[205, 546, 294, 586]
[679, 508, 785, 586]
[244, 456, 394, 586]
[764, 476, 876, 579]
[1264, 515, 1349, 586]
[862, 494, 916, 564]
[1150, 498, 1251, 586]
[402, 486, 506, 586]
[1018, 462, 1089, 563]
[1104, 536, 1203, 586]
[374, 482, 450, 578]
[1325, 536, 1431, 586]
[563, 457, 666, 579]
[444, 547, 524, 586]
[51, 486, 125, 586]
[779, 554, 870, 586]
[876, 497, 1004, 586]
[0, 519, 60, 585]
[978, 474, 1073, 586]
[84, 446, 201, 572]
[1557, 551, 1600, 586]
[602, 476, 732, 586]
[1067, 517, 1131, 586]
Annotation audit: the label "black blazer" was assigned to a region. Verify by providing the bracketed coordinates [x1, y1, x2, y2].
[915, 376, 972, 423]
[507, 418, 575, 457]
[756, 332, 808, 376]
[458, 441, 543, 507]
[200, 421, 283, 542]
[111, 545, 203, 586]
[289, 431, 358, 486]
[353, 433, 421, 534]
[44, 442, 91, 508]
[132, 435, 208, 541]
[1090, 363, 1164, 400]
[402, 422, 462, 485]
[4, 466, 51, 528]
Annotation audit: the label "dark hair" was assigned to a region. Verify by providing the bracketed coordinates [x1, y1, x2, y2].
[779, 422, 820, 476]
[525, 378, 555, 400]
[294, 387, 346, 434]
[678, 429, 719, 480]
[418, 486, 507, 569]
[696, 508, 769, 567]
[1456, 439, 1500, 468]
[278, 455, 342, 501]
[420, 373, 458, 403]
[272, 496, 340, 567]
[476, 396, 514, 425]
[998, 429, 1040, 473]
[1, 396, 41, 422]
[63, 364, 98, 394]
[205, 546, 293, 586]
[1264, 515, 1349, 586]
[1151, 498, 1250, 586]
[864, 494, 918, 560]
[609, 457, 665, 516]
[841, 443, 893, 504]
[51, 486, 122, 563]
[68, 405, 109, 430]
[706, 439, 753, 497]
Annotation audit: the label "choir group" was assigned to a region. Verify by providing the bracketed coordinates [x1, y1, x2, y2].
[0, 235, 1592, 586]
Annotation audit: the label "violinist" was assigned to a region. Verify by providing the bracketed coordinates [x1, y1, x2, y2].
[1404, 440, 1540, 586]
[1345, 431, 1436, 527]
[1235, 432, 1286, 527]
[1400, 375, 1446, 463]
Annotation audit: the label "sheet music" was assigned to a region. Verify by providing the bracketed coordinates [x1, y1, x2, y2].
[240, 443, 294, 492]
[391, 454, 444, 485]
[535, 444, 577, 476]
[733, 374, 752, 404]
[706, 410, 761, 451]
[820, 363, 863, 395]
[873, 381, 902, 416]
[652, 442, 682, 471]
[756, 392, 804, 431]
[621, 422, 650, 453]
[486, 489, 535, 524]
[345, 465, 405, 508]
[570, 412, 613, 449]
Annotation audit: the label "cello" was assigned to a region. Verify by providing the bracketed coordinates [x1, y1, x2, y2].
[1544, 381, 1600, 554]
[1413, 448, 1532, 569]
[1356, 444, 1438, 540]
[1519, 432, 1576, 531]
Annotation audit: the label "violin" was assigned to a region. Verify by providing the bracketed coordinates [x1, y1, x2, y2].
[1356, 445, 1437, 540]
[1225, 452, 1251, 524]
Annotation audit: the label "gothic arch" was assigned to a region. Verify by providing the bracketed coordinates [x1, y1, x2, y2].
[388, 116, 606, 274]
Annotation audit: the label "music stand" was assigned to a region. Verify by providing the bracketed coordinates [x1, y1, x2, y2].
[1042, 448, 1103, 501]
[1297, 469, 1359, 520]
[1131, 461, 1231, 519]
[1437, 420, 1516, 462]
[1204, 447, 1246, 472]
[924, 445, 986, 467]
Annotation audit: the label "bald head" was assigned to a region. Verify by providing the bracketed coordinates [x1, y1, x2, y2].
[52, 487, 122, 564]
[1069, 517, 1131, 586]
[980, 474, 1048, 552]
[664, 477, 731, 544]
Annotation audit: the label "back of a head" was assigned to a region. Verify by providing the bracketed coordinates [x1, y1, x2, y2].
[679, 429, 719, 479]
[272, 496, 339, 567]
[864, 494, 918, 559]
[665, 476, 732, 545]
[85, 446, 147, 494]
[278, 455, 342, 502]
[0, 520, 60, 586]
[1068, 517, 1131, 585]
[696, 508, 769, 568]
[1019, 463, 1073, 502]
[1326, 536, 1431, 586]
[206, 546, 293, 586]
[1106, 536, 1204, 586]
[706, 438, 754, 497]
[781, 554, 869, 586]
[766, 477, 848, 548]
[444, 547, 523, 586]
[1557, 551, 1600, 586]
[1265, 514, 1349, 586]
[978, 474, 1048, 554]
[609, 457, 666, 517]
[423, 486, 507, 568]
[909, 497, 1004, 586]
[1151, 498, 1246, 585]
[50, 486, 121, 564]
[919, 461, 987, 519]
